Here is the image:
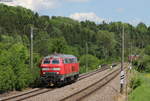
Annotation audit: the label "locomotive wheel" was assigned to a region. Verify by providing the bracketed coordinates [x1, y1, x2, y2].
[66, 76, 75, 84]
[72, 76, 78, 83]
[56, 81, 64, 87]
[38, 78, 47, 88]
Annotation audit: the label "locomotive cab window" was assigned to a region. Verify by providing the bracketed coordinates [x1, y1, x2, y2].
[69, 58, 73, 63]
[73, 58, 77, 63]
[43, 59, 50, 64]
[64, 58, 69, 64]
[52, 59, 60, 64]
[63, 58, 77, 64]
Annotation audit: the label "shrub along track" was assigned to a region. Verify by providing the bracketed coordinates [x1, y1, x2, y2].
[59, 63, 128, 101]
[1, 65, 110, 101]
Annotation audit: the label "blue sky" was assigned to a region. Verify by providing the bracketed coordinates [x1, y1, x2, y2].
[1, 0, 150, 26]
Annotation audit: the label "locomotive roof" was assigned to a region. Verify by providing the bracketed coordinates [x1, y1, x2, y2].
[44, 54, 76, 59]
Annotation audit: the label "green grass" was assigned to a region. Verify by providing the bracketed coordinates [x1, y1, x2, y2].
[129, 73, 150, 101]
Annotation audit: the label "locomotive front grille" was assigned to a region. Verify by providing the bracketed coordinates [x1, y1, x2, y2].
[41, 72, 63, 83]
[45, 72, 57, 76]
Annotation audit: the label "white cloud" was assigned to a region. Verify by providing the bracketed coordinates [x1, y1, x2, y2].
[64, 0, 90, 2]
[1, 0, 59, 11]
[69, 12, 105, 23]
[1, 0, 90, 11]
[128, 18, 142, 26]
[1, 0, 91, 11]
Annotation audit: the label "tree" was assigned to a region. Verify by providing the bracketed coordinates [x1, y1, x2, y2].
[0, 42, 34, 91]
[79, 54, 100, 73]
[51, 37, 68, 53]
[137, 55, 150, 72]
[95, 30, 117, 58]
[144, 45, 150, 55]
[0, 65, 15, 92]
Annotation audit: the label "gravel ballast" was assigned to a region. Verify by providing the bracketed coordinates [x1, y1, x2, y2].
[25, 65, 120, 101]
[81, 72, 121, 101]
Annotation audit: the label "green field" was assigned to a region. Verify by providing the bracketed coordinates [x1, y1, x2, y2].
[129, 73, 150, 101]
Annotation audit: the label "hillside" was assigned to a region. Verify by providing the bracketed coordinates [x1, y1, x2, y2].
[0, 4, 150, 92]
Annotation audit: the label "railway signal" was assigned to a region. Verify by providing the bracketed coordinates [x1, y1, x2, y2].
[120, 70, 125, 93]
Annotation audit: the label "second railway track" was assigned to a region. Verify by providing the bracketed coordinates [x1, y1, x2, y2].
[60, 63, 128, 101]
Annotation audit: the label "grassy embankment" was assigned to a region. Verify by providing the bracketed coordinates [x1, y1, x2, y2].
[129, 70, 150, 101]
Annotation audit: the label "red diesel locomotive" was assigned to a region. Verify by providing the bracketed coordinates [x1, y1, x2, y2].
[39, 54, 79, 86]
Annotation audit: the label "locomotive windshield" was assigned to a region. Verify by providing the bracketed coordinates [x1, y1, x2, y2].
[64, 58, 77, 64]
[43, 59, 50, 64]
[52, 59, 60, 64]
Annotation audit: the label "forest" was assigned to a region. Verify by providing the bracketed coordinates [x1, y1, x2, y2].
[0, 4, 150, 92]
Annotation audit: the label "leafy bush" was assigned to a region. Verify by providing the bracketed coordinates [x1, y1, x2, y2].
[129, 72, 150, 101]
[136, 55, 150, 72]
[79, 54, 100, 73]
[129, 76, 142, 90]
[14, 63, 33, 90]
[0, 42, 37, 91]
[145, 45, 150, 56]
[0, 66, 15, 93]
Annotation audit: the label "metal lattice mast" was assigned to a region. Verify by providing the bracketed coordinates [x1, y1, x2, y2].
[120, 24, 125, 94]
[30, 27, 33, 68]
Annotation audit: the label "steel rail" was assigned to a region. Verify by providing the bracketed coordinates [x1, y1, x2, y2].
[1, 65, 111, 101]
[60, 63, 128, 101]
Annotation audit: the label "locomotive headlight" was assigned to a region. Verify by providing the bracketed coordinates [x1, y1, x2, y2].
[42, 68, 50, 71]
[52, 68, 61, 71]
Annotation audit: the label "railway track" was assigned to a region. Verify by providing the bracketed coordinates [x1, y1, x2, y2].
[79, 66, 109, 80]
[1, 65, 111, 101]
[59, 63, 128, 101]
